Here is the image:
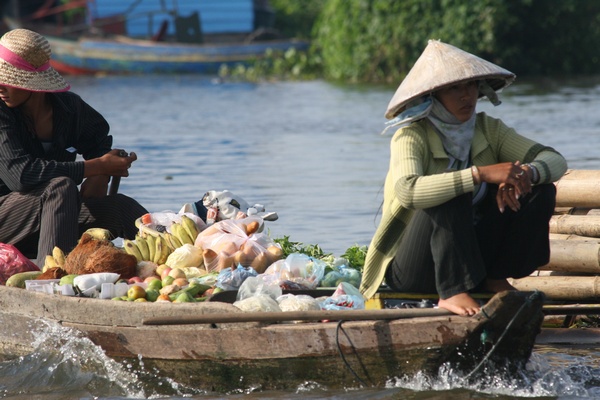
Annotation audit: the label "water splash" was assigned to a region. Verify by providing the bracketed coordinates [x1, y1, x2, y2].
[0, 318, 204, 398]
[385, 349, 600, 398]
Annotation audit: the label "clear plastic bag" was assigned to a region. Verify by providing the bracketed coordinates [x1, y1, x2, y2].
[215, 265, 258, 291]
[196, 216, 282, 273]
[236, 275, 282, 301]
[263, 253, 326, 290]
[320, 282, 366, 310]
[320, 265, 362, 288]
[0, 243, 40, 284]
[277, 293, 321, 312]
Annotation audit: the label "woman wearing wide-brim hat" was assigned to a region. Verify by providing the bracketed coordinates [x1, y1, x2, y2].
[359, 40, 568, 315]
[0, 28, 148, 267]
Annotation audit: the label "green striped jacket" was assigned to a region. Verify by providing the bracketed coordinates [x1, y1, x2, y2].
[360, 112, 568, 299]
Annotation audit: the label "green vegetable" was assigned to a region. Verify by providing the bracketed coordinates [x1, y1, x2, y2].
[341, 245, 368, 272]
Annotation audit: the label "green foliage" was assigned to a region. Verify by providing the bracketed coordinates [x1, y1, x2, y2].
[268, 0, 324, 40]
[341, 244, 368, 272]
[313, 0, 600, 83]
[218, 47, 323, 82]
[272, 236, 332, 259]
[313, 0, 505, 83]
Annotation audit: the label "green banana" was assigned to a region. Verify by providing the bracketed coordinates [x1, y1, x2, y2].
[135, 234, 151, 261]
[43, 255, 58, 272]
[180, 215, 200, 243]
[168, 281, 211, 301]
[165, 231, 183, 249]
[84, 228, 113, 241]
[161, 232, 177, 252]
[172, 222, 193, 245]
[154, 235, 170, 265]
[52, 246, 66, 267]
[124, 239, 143, 262]
[145, 233, 156, 262]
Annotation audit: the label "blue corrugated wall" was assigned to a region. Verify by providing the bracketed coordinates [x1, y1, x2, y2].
[87, 0, 254, 36]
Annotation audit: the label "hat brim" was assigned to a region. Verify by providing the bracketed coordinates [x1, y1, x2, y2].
[0, 59, 70, 92]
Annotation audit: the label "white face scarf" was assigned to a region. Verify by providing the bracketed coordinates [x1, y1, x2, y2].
[426, 98, 476, 162]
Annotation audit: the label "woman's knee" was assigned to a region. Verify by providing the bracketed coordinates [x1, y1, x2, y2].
[43, 177, 79, 198]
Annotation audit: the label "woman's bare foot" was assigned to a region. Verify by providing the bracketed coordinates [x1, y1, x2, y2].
[484, 278, 516, 293]
[438, 293, 481, 316]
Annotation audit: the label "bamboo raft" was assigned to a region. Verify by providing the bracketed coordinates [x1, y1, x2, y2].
[510, 169, 600, 301]
[509, 170, 600, 333]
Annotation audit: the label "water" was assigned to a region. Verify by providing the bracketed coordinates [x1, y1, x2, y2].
[3, 74, 600, 398]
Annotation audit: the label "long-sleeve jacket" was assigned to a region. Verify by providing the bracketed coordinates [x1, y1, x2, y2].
[0, 91, 111, 196]
[360, 112, 568, 299]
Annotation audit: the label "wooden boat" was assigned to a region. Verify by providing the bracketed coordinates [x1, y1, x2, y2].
[0, 286, 544, 391]
[2, 0, 309, 75]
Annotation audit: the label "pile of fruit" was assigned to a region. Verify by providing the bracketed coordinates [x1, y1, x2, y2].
[3, 211, 367, 305]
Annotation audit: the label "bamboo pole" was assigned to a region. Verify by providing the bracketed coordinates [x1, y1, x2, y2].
[142, 307, 452, 325]
[543, 240, 600, 273]
[549, 214, 600, 237]
[510, 276, 600, 300]
[555, 169, 600, 208]
[549, 233, 600, 241]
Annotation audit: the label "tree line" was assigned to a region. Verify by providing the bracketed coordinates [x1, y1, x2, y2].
[268, 0, 600, 83]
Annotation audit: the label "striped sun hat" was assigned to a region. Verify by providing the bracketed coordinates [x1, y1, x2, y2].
[0, 29, 69, 92]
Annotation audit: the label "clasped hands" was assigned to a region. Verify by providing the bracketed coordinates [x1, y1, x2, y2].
[473, 161, 533, 213]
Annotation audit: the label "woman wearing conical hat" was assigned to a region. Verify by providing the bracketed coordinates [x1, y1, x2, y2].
[360, 40, 568, 315]
[0, 29, 148, 267]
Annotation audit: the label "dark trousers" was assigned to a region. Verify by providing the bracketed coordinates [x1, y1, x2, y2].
[0, 177, 148, 267]
[385, 184, 556, 299]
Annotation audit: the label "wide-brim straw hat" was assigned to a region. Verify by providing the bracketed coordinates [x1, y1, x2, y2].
[385, 40, 515, 119]
[0, 29, 69, 92]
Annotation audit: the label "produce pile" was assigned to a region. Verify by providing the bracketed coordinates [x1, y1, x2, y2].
[3, 208, 367, 307]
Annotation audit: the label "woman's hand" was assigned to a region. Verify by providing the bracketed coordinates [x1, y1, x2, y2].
[84, 149, 138, 178]
[477, 161, 532, 212]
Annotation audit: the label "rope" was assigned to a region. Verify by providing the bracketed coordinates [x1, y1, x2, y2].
[335, 320, 371, 387]
[462, 290, 542, 380]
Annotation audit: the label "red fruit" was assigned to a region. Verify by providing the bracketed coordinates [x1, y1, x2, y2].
[128, 276, 143, 284]
[141, 213, 153, 225]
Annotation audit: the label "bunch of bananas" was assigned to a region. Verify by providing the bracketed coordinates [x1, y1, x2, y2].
[124, 215, 200, 264]
[43, 246, 67, 272]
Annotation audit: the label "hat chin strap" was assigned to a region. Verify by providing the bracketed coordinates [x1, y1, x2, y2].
[0, 44, 50, 72]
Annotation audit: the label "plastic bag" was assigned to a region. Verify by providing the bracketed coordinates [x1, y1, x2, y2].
[320, 282, 366, 310]
[237, 275, 282, 301]
[0, 243, 40, 284]
[165, 244, 203, 269]
[215, 265, 258, 291]
[234, 294, 282, 312]
[320, 265, 362, 288]
[263, 253, 326, 290]
[277, 294, 321, 312]
[196, 216, 282, 273]
[140, 211, 206, 235]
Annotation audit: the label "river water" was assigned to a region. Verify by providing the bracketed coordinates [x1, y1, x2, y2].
[2, 74, 600, 399]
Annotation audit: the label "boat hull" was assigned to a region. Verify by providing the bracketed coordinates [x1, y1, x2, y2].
[47, 36, 310, 75]
[0, 287, 544, 391]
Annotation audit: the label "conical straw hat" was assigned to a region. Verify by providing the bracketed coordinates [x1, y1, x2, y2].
[0, 29, 69, 93]
[385, 40, 515, 119]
